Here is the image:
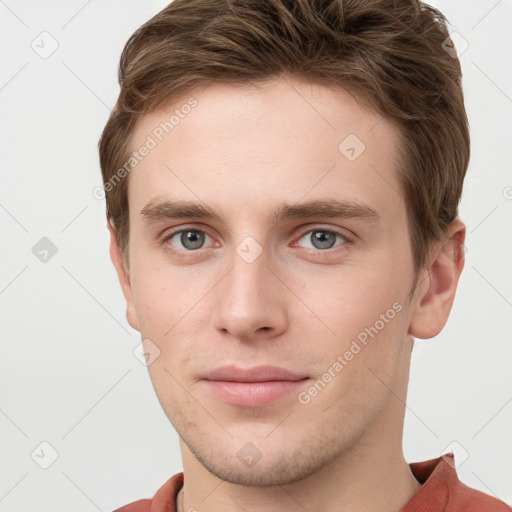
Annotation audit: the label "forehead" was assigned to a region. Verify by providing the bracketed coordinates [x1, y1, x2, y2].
[127, 77, 404, 224]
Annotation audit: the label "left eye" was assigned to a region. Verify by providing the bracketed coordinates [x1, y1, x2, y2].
[296, 229, 349, 250]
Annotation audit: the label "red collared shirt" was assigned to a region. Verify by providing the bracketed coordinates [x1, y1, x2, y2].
[113, 453, 511, 512]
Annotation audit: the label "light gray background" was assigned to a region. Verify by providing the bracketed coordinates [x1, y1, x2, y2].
[1, 1, 511, 510]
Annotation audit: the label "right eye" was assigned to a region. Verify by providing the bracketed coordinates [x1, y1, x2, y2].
[162, 228, 216, 253]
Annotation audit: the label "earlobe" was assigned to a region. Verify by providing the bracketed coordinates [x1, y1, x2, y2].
[107, 220, 140, 332]
[408, 219, 466, 340]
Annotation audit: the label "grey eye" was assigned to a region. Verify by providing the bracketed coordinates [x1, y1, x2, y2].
[298, 230, 346, 250]
[170, 230, 211, 250]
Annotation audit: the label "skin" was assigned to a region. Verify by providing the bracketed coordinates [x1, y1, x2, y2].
[108, 76, 465, 511]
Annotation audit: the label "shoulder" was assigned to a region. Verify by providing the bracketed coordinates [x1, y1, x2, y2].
[112, 472, 184, 512]
[405, 454, 511, 512]
[112, 498, 151, 512]
[449, 479, 511, 511]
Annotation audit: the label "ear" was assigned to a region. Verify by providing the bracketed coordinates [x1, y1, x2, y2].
[408, 218, 466, 339]
[108, 219, 140, 332]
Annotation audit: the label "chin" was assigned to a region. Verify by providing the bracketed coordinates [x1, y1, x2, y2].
[196, 452, 327, 487]
[182, 428, 351, 487]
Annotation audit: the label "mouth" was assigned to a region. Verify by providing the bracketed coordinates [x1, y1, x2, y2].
[200, 365, 310, 407]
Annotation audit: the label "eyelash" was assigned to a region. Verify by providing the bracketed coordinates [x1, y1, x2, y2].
[160, 225, 353, 257]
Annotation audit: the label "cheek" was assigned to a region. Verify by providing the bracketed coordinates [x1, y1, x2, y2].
[308, 262, 407, 341]
[129, 256, 193, 336]
[297, 286, 408, 428]
[303, 261, 411, 400]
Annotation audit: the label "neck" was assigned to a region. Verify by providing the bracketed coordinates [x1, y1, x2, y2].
[178, 338, 420, 512]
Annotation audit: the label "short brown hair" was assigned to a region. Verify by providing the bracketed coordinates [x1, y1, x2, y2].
[98, 0, 470, 277]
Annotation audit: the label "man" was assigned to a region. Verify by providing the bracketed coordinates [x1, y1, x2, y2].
[98, 0, 511, 510]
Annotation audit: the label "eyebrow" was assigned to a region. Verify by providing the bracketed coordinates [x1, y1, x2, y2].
[140, 199, 380, 224]
[140, 198, 380, 225]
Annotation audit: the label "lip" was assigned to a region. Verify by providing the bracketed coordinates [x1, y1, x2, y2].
[202, 365, 308, 383]
[201, 365, 309, 407]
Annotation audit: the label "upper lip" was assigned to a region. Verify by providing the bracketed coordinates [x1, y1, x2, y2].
[202, 365, 308, 383]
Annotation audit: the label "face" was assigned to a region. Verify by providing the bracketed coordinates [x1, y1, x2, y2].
[112, 77, 433, 486]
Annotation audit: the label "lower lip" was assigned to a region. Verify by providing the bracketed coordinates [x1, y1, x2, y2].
[202, 379, 309, 407]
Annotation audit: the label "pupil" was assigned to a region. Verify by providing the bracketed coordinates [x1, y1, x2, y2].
[312, 231, 335, 249]
[182, 230, 203, 249]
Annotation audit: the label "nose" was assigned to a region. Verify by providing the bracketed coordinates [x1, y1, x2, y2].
[211, 244, 289, 342]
